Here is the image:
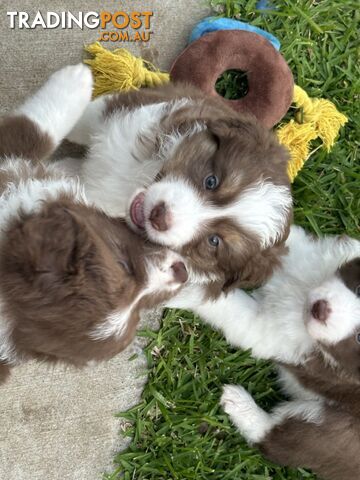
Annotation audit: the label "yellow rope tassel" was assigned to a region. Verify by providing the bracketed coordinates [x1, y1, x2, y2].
[293, 85, 314, 117]
[279, 85, 348, 181]
[84, 42, 169, 97]
[277, 120, 318, 181]
[293, 85, 348, 150]
[301, 98, 347, 151]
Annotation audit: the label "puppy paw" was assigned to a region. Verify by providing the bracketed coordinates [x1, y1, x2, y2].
[221, 384, 273, 443]
[46, 64, 93, 133]
[50, 64, 93, 105]
[221, 384, 255, 416]
[18, 64, 93, 145]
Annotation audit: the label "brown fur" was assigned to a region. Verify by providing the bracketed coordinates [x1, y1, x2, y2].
[261, 406, 360, 480]
[104, 82, 206, 115]
[105, 82, 292, 292]
[282, 354, 360, 418]
[339, 257, 360, 292]
[0, 115, 54, 162]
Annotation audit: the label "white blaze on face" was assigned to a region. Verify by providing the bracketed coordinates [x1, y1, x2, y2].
[306, 276, 360, 344]
[90, 250, 187, 341]
[143, 177, 206, 248]
[142, 175, 292, 249]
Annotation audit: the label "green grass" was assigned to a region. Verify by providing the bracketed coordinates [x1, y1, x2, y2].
[215, 69, 249, 99]
[105, 1, 359, 478]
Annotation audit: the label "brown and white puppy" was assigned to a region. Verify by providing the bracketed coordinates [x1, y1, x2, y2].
[0, 65, 187, 384]
[67, 83, 293, 293]
[169, 226, 360, 480]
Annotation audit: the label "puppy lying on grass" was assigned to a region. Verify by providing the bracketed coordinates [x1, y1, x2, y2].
[170, 226, 360, 480]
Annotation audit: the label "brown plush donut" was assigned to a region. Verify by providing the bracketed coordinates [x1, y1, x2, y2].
[170, 30, 294, 128]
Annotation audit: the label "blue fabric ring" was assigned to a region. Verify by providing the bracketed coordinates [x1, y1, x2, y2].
[189, 16, 281, 51]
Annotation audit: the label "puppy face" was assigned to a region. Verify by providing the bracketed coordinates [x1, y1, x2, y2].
[306, 258, 360, 375]
[128, 111, 292, 288]
[0, 199, 187, 365]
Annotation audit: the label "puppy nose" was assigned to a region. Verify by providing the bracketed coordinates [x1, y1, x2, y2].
[150, 202, 168, 231]
[171, 261, 188, 284]
[311, 299, 331, 323]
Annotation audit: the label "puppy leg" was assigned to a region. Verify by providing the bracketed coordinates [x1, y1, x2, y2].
[168, 285, 284, 360]
[221, 385, 325, 445]
[1, 64, 93, 161]
[221, 386, 360, 480]
[66, 96, 108, 145]
[220, 385, 275, 443]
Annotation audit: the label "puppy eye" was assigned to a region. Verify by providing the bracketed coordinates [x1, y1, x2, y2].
[204, 175, 219, 190]
[208, 235, 220, 247]
[356, 332, 360, 344]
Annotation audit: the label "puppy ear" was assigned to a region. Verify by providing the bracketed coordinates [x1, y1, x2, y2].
[206, 113, 258, 137]
[222, 244, 288, 292]
[160, 100, 241, 137]
[5, 204, 93, 287]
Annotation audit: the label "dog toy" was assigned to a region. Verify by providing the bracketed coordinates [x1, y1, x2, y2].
[170, 29, 293, 129]
[84, 42, 169, 97]
[170, 17, 347, 181]
[278, 85, 348, 180]
[189, 16, 281, 50]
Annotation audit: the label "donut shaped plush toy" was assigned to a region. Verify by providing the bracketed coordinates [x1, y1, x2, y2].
[170, 29, 294, 129]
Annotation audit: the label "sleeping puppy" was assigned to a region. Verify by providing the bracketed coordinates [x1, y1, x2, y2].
[169, 226, 360, 480]
[66, 83, 293, 293]
[0, 65, 187, 384]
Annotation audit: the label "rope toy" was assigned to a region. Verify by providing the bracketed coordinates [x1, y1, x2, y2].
[84, 42, 169, 97]
[278, 85, 348, 181]
[84, 41, 347, 182]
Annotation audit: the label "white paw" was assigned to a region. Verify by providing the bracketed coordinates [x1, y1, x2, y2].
[221, 384, 255, 416]
[221, 384, 273, 443]
[50, 64, 93, 104]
